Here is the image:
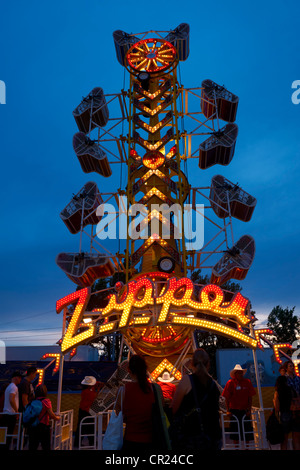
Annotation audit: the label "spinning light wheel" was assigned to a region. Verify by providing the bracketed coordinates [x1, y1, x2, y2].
[126, 38, 177, 75]
[126, 324, 191, 357]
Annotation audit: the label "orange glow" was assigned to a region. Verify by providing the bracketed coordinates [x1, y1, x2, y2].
[151, 358, 182, 381]
[36, 369, 45, 386]
[156, 278, 250, 326]
[93, 276, 250, 336]
[56, 288, 96, 354]
[142, 151, 165, 169]
[127, 38, 176, 74]
[294, 361, 300, 377]
[134, 111, 173, 135]
[56, 277, 256, 352]
[133, 79, 172, 101]
[172, 316, 257, 348]
[273, 343, 293, 364]
[254, 329, 273, 349]
[134, 128, 174, 151]
[41, 353, 61, 373]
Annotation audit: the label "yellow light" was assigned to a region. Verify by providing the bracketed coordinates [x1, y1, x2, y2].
[172, 316, 257, 348]
[151, 358, 182, 381]
[56, 288, 96, 354]
[273, 343, 293, 364]
[36, 369, 45, 386]
[57, 276, 254, 352]
[41, 353, 61, 373]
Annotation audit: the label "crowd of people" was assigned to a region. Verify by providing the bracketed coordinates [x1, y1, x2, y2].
[114, 351, 300, 452]
[114, 350, 236, 451]
[273, 361, 300, 449]
[0, 366, 60, 450]
[0, 352, 300, 451]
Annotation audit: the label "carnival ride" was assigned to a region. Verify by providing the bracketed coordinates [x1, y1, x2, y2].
[38, 25, 298, 414]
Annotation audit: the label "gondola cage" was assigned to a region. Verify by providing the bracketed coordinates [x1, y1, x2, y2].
[56, 252, 115, 287]
[164, 23, 190, 61]
[113, 30, 139, 66]
[73, 87, 109, 134]
[201, 79, 239, 123]
[211, 235, 255, 285]
[209, 175, 257, 222]
[199, 123, 238, 169]
[73, 132, 112, 177]
[60, 181, 103, 234]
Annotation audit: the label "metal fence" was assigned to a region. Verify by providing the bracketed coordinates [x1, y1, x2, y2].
[0, 412, 22, 450]
[78, 411, 112, 450]
[220, 407, 268, 450]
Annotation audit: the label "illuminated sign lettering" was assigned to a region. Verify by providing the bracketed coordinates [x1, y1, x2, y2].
[56, 288, 96, 353]
[56, 276, 258, 353]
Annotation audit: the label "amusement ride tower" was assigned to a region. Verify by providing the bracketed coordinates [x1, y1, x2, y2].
[48, 25, 296, 413]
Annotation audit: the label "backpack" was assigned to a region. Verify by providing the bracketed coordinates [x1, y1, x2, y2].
[168, 376, 213, 451]
[22, 399, 43, 427]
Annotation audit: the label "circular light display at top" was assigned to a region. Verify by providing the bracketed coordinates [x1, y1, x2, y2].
[126, 38, 177, 74]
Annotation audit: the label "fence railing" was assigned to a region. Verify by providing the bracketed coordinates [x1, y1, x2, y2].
[78, 411, 112, 450]
[53, 409, 73, 450]
[221, 407, 269, 450]
[0, 412, 22, 450]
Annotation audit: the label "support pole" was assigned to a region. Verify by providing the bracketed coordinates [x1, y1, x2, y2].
[56, 354, 64, 414]
[56, 307, 67, 413]
[249, 319, 268, 448]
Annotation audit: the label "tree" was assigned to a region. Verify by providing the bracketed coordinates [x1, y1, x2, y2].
[267, 306, 300, 344]
[88, 273, 128, 360]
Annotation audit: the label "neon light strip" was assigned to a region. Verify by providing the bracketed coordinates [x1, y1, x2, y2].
[172, 316, 257, 348]
[56, 288, 96, 354]
[133, 111, 173, 134]
[41, 353, 61, 373]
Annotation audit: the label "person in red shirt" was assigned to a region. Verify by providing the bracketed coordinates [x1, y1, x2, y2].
[222, 364, 256, 446]
[157, 372, 176, 421]
[74, 376, 102, 448]
[28, 384, 60, 450]
[157, 372, 176, 402]
[122, 355, 155, 451]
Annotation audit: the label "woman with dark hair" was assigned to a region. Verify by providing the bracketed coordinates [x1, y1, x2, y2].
[273, 374, 293, 449]
[170, 348, 222, 451]
[283, 360, 300, 450]
[121, 355, 155, 451]
[28, 384, 60, 450]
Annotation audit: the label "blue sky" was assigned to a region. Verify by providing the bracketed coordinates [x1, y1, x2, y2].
[0, 0, 299, 346]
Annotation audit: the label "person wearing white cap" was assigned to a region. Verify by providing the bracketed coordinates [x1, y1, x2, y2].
[222, 364, 256, 446]
[74, 376, 102, 448]
[157, 372, 176, 419]
[158, 372, 176, 399]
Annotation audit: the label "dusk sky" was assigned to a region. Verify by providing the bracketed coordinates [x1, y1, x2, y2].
[0, 0, 299, 347]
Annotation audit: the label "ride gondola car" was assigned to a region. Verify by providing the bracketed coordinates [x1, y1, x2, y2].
[60, 182, 103, 234]
[209, 175, 257, 222]
[113, 30, 139, 66]
[164, 23, 190, 61]
[73, 132, 112, 177]
[210, 235, 255, 286]
[73, 87, 109, 134]
[56, 252, 115, 287]
[199, 123, 238, 169]
[201, 79, 239, 122]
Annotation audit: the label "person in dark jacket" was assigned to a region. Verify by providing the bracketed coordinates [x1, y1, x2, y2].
[171, 348, 222, 451]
